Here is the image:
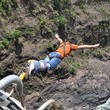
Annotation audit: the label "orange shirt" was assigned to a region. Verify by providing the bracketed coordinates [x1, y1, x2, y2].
[56, 42, 78, 58]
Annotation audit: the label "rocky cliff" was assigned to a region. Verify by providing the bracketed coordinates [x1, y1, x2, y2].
[0, 0, 110, 109]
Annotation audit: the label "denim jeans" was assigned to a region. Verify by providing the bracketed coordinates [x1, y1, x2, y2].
[44, 52, 62, 69]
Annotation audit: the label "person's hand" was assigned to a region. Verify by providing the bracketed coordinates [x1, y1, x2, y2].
[93, 43, 100, 48]
[55, 33, 60, 39]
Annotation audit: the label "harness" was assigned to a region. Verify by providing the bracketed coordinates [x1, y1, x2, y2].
[48, 54, 62, 60]
[59, 42, 72, 57]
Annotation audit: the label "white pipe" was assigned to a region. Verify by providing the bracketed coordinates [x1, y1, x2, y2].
[38, 99, 57, 110]
[0, 75, 23, 96]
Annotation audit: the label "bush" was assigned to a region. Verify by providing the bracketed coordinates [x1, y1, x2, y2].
[48, 40, 56, 51]
[0, 42, 5, 49]
[1, 26, 32, 49]
[22, 26, 32, 37]
[2, 38, 10, 48]
[68, 61, 80, 74]
[0, 38, 9, 49]
[55, 15, 67, 26]
[65, 58, 80, 74]
[0, 0, 17, 15]
[13, 30, 23, 39]
[0, 68, 5, 78]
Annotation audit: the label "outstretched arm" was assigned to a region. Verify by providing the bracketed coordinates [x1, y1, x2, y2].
[55, 33, 64, 44]
[78, 43, 100, 49]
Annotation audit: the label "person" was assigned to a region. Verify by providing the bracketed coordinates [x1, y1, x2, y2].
[25, 33, 100, 77]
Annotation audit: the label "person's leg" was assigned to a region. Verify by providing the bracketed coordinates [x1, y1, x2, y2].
[27, 61, 40, 75]
[48, 57, 61, 69]
[44, 52, 58, 63]
[44, 56, 50, 63]
[44, 52, 62, 70]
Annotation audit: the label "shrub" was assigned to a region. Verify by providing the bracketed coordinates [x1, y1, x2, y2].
[0, 0, 17, 15]
[13, 30, 23, 39]
[65, 58, 80, 74]
[0, 68, 4, 79]
[2, 38, 10, 48]
[22, 26, 32, 37]
[1, 26, 32, 49]
[48, 40, 56, 51]
[0, 38, 9, 49]
[68, 61, 80, 74]
[0, 42, 5, 49]
[98, 7, 110, 19]
[38, 16, 47, 26]
[5, 30, 22, 40]
[55, 15, 67, 27]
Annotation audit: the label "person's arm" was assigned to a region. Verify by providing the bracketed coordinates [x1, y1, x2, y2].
[55, 33, 64, 44]
[78, 43, 100, 49]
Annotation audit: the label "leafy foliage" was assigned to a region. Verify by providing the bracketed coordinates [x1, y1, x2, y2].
[38, 16, 47, 26]
[0, 68, 5, 78]
[98, 7, 110, 19]
[0, 38, 9, 49]
[68, 61, 80, 74]
[64, 58, 80, 74]
[0, 26, 32, 49]
[0, 0, 17, 15]
[55, 15, 67, 26]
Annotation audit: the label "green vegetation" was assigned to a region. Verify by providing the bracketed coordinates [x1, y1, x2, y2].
[97, 7, 110, 19]
[48, 40, 55, 50]
[37, 15, 53, 33]
[48, 40, 58, 51]
[0, 0, 17, 15]
[0, 38, 10, 49]
[65, 58, 80, 74]
[82, 20, 110, 46]
[0, 68, 6, 78]
[92, 49, 103, 59]
[37, 0, 51, 6]
[38, 16, 47, 26]
[80, 4, 90, 15]
[6, 26, 32, 40]
[95, 0, 110, 3]
[68, 8, 76, 19]
[68, 61, 80, 74]
[0, 26, 32, 49]
[55, 15, 67, 27]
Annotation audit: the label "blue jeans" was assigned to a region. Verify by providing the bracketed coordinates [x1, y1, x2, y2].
[44, 52, 62, 70]
[31, 60, 47, 75]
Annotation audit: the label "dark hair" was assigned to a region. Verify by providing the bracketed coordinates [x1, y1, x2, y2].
[70, 38, 78, 44]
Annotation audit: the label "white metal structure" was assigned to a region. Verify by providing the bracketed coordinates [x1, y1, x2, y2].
[0, 75, 59, 110]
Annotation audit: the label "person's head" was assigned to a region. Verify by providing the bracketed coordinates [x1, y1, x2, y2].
[70, 38, 78, 44]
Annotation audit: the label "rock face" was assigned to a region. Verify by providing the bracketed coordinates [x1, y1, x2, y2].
[0, 0, 110, 110]
[25, 54, 110, 110]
